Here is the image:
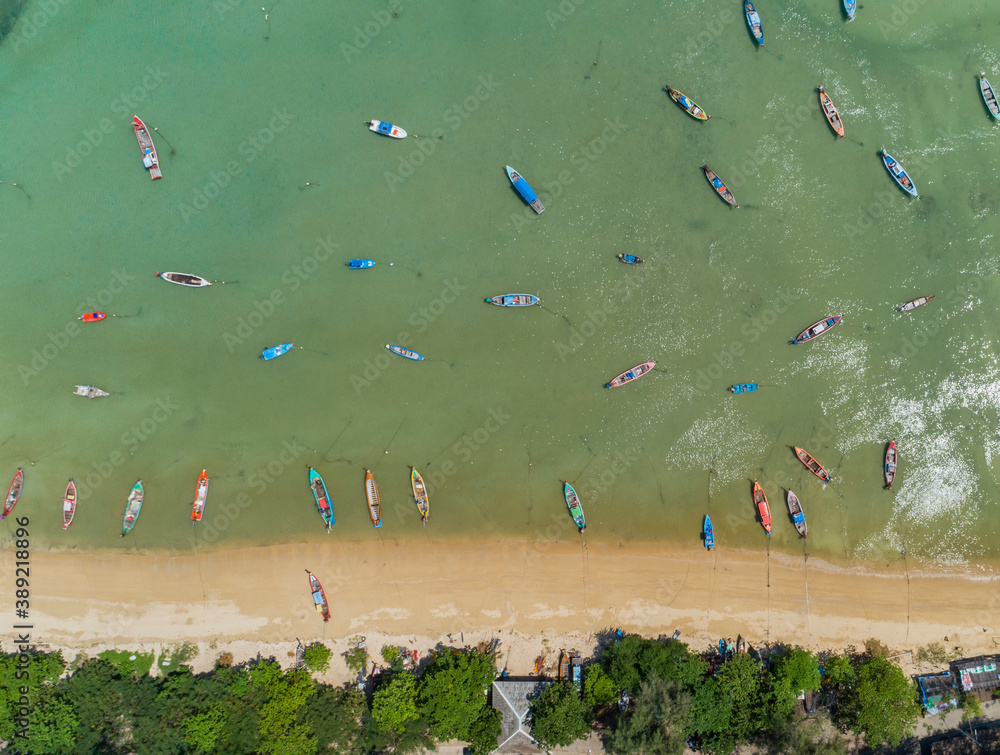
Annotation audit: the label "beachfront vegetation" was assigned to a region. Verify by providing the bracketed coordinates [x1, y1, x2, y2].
[529, 681, 592, 750]
[302, 642, 332, 674]
[372, 671, 419, 734]
[344, 643, 369, 675]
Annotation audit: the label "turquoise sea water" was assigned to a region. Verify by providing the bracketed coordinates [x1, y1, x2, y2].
[3, 0, 1000, 568]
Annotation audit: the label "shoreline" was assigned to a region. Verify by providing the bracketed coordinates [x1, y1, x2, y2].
[11, 538, 1000, 685]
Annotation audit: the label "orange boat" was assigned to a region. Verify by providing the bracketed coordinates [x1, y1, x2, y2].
[795, 447, 831, 482]
[191, 469, 209, 521]
[817, 86, 844, 138]
[752, 480, 771, 534]
[78, 312, 106, 323]
[62, 479, 77, 530]
[365, 469, 382, 528]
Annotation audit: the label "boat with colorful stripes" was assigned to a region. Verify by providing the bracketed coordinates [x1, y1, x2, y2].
[563, 482, 586, 534]
[753, 480, 771, 534]
[191, 470, 209, 522]
[121, 480, 144, 536]
[605, 361, 656, 388]
[411, 467, 429, 525]
[306, 570, 330, 621]
[795, 447, 831, 482]
[309, 466, 334, 530]
[365, 469, 382, 528]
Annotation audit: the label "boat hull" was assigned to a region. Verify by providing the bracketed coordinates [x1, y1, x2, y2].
[307, 571, 331, 621]
[786, 490, 807, 538]
[795, 447, 831, 482]
[793, 316, 842, 344]
[133, 115, 161, 180]
[309, 467, 334, 529]
[605, 361, 656, 388]
[981, 74, 1000, 120]
[121, 480, 144, 536]
[753, 481, 771, 534]
[884, 440, 897, 488]
[79, 312, 106, 323]
[365, 470, 382, 527]
[729, 383, 758, 393]
[411, 467, 429, 523]
[899, 296, 933, 312]
[745, 1, 764, 45]
[191, 470, 209, 522]
[702, 166, 738, 208]
[349, 259, 375, 268]
[617, 254, 643, 264]
[386, 344, 424, 361]
[563, 482, 586, 534]
[156, 272, 212, 287]
[844, 0, 856, 20]
[818, 86, 845, 138]
[506, 165, 545, 214]
[62, 479, 77, 529]
[665, 87, 709, 120]
[486, 294, 539, 307]
[880, 150, 919, 197]
[260, 343, 294, 360]
[703, 515, 714, 549]
[74, 385, 110, 398]
[369, 120, 407, 138]
[3, 468, 23, 519]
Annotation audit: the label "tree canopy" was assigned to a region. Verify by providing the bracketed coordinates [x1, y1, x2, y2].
[417, 647, 496, 741]
[529, 682, 591, 751]
[840, 655, 920, 747]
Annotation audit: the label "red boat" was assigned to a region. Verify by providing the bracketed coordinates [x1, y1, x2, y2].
[62, 480, 77, 530]
[3, 468, 23, 519]
[884, 440, 897, 488]
[78, 312, 106, 323]
[306, 570, 330, 622]
[191, 469, 209, 521]
[752, 480, 771, 534]
[605, 361, 657, 388]
[133, 115, 162, 180]
[818, 86, 845, 138]
[795, 447, 831, 482]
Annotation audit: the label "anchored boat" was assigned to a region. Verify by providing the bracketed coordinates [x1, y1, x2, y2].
[818, 86, 845, 138]
[62, 479, 77, 530]
[365, 469, 382, 528]
[308, 466, 334, 531]
[410, 467, 429, 525]
[702, 166, 738, 208]
[745, 1, 764, 45]
[121, 480, 144, 536]
[752, 480, 771, 534]
[349, 259, 375, 268]
[884, 440, 897, 488]
[786, 490, 807, 539]
[617, 254, 644, 264]
[486, 294, 539, 307]
[78, 312, 106, 323]
[260, 343, 294, 360]
[729, 383, 758, 394]
[981, 73, 1000, 120]
[844, 0, 856, 21]
[156, 271, 212, 287]
[367, 120, 408, 139]
[605, 361, 656, 388]
[795, 447, 832, 482]
[792, 316, 842, 344]
[703, 515, 714, 550]
[386, 344, 424, 361]
[899, 296, 934, 312]
[133, 115, 161, 179]
[880, 149, 919, 197]
[3, 468, 23, 519]
[306, 570, 331, 621]
[563, 482, 586, 534]
[191, 470, 209, 522]
[506, 165, 545, 214]
[665, 86, 710, 121]
[74, 385, 109, 398]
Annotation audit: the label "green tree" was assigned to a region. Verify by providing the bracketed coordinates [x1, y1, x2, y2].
[606, 676, 691, 755]
[686, 676, 733, 753]
[0, 651, 66, 743]
[184, 702, 227, 753]
[823, 654, 853, 689]
[773, 647, 821, 694]
[602, 636, 707, 695]
[303, 642, 332, 674]
[583, 665, 617, 708]
[373, 673, 419, 734]
[467, 707, 503, 755]
[21, 689, 78, 755]
[417, 648, 496, 741]
[305, 685, 366, 752]
[840, 655, 920, 747]
[345, 646, 370, 675]
[960, 693, 984, 722]
[529, 682, 591, 751]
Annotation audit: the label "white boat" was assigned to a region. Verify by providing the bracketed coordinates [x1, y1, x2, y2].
[73, 385, 109, 398]
[367, 120, 408, 139]
[155, 271, 212, 287]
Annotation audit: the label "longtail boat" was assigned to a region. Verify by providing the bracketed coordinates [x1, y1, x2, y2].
[309, 466, 334, 531]
[703, 515, 714, 550]
[563, 482, 586, 534]
[410, 467, 429, 525]
[348, 259, 375, 268]
[3, 468, 23, 519]
[62, 479, 77, 530]
[156, 271, 212, 287]
[306, 570, 330, 621]
[752, 480, 771, 534]
[121, 480, 144, 536]
[792, 316, 842, 344]
[844, 0, 856, 21]
[367, 119, 408, 139]
[665, 86, 710, 121]
[617, 253, 643, 264]
[486, 294, 539, 307]
[74, 385, 110, 398]
[386, 344, 424, 361]
[818, 86, 845, 138]
[78, 312, 106, 323]
[506, 165, 545, 214]
[880, 149, 919, 198]
[786, 490, 807, 539]
[981, 73, 1000, 120]
[702, 166, 738, 208]
[899, 296, 934, 312]
[133, 115, 161, 179]
[795, 447, 831, 482]
[191, 469, 209, 522]
[729, 383, 758, 394]
[884, 440, 897, 488]
[605, 361, 656, 388]
[365, 469, 382, 528]
[260, 343, 294, 360]
[745, 1, 764, 45]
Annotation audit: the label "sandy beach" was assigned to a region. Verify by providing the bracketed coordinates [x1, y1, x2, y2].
[10, 537, 999, 684]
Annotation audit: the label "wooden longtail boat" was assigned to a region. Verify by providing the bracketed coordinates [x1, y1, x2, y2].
[880, 149, 919, 198]
[486, 294, 539, 307]
[191, 469, 209, 522]
[563, 482, 586, 534]
[792, 316, 842, 344]
[786, 490, 807, 539]
[506, 165, 545, 214]
[74, 385, 110, 398]
[3, 468, 23, 519]
[844, 0, 856, 21]
[410, 467, 429, 525]
[78, 312, 106, 323]
[155, 271, 212, 287]
[386, 344, 424, 361]
[795, 447, 831, 482]
[745, 1, 764, 45]
[703, 515, 714, 550]
[981, 73, 1000, 120]
[818, 86, 845, 138]
[702, 166, 738, 208]
[62, 479, 77, 530]
[365, 469, 382, 528]
[884, 440, 897, 488]
[664, 86, 710, 120]
[753, 480, 771, 534]
[308, 467, 334, 530]
[729, 383, 758, 393]
[133, 115, 162, 179]
[617, 254, 643, 264]
[306, 570, 331, 622]
[604, 361, 656, 388]
[898, 295, 934, 312]
[260, 343, 294, 360]
[737, 635, 747, 654]
[121, 480, 144, 536]
[367, 120, 408, 139]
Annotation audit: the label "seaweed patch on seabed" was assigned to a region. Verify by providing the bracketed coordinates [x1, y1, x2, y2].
[0, 0, 26, 43]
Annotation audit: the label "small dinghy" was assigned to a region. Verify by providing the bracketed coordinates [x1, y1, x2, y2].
[348, 259, 375, 268]
[74, 385, 109, 398]
[260, 343, 294, 360]
[605, 361, 656, 388]
[486, 294, 539, 307]
[306, 570, 330, 622]
[506, 165, 545, 214]
[981, 73, 1000, 120]
[786, 490, 807, 539]
[795, 447, 832, 482]
[880, 149, 919, 197]
[617, 253, 644, 264]
[702, 166, 738, 208]
[62, 479, 77, 530]
[703, 514, 714, 550]
[386, 344, 424, 361]
[133, 115, 161, 180]
[563, 482, 586, 534]
[818, 86, 845, 138]
[121, 480, 144, 536]
[792, 316, 842, 344]
[729, 383, 758, 393]
[745, 0, 764, 45]
[78, 312, 106, 323]
[365, 469, 382, 528]
[191, 470, 209, 522]
[899, 296, 933, 312]
[884, 440, 897, 488]
[664, 86, 710, 121]
[367, 120, 408, 139]
[156, 271, 212, 287]
[3, 468, 23, 519]
[752, 480, 771, 534]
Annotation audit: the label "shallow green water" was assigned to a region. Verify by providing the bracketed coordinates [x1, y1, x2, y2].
[3, 0, 1000, 568]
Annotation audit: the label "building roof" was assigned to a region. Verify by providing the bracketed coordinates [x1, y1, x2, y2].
[491, 680, 551, 753]
[952, 655, 1000, 692]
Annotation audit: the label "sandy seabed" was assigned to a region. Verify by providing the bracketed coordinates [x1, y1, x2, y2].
[10, 537, 1000, 683]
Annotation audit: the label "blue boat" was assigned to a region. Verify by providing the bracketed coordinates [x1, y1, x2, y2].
[260, 343, 294, 360]
[880, 149, 919, 198]
[505, 165, 545, 214]
[386, 344, 424, 361]
[745, 1, 764, 45]
[617, 254, 644, 264]
[308, 466, 334, 531]
[348, 259, 374, 269]
[704, 515, 714, 550]
[486, 294, 539, 307]
[843, 0, 856, 20]
[728, 383, 759, 393]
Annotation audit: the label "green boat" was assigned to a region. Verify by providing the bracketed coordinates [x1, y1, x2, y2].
[121, 480, 144, 537]
[563, 482, 586, 534]
[308, 467, 334, 531]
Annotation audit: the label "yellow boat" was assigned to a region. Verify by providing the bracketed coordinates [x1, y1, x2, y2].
[410, 467, 429, 525]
